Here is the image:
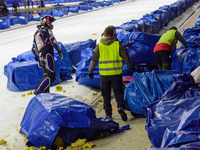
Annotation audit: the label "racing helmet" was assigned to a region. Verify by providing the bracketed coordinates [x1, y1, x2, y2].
[40, 15, 56, 29]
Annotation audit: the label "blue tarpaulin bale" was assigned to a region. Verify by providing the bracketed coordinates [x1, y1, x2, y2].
[139, 18, 153, 34]
[125, 70, 179, 117]
[182, 47, 200, 73]
[103, 1, 113, 6]
[20, 93, 119, 148]
[141, 14, 161, 33]
[54, 42, 73, 81]
[120, 20, 140, 32]
[0, 17, 10, 30]
[171, 45, 187, 73]
[10, 16, 28, 25]
[146, 96, 200, 149]
[64, 39, 96, 71]
[128, 32, 160, 64]
[31, 15, 41, 21]
[39, 10, 52, 17]
[90, 2, 98, 8]
[25, 13, 33, 22]
[97, 1, 105, 7]
[116, 31, 159, 75]
[146, 73, 200, 148]
[161, 73, 200, 101]
[75, 48, 100, 88]
[68, 5, 79, 13]
[4, 58, 60, 91]
[157, 7, 170, 26]
[79, 5, 89, 11]
[183, 26, 200, 39]
[60, 7, 69, 15]
[51, 9, 64, 17]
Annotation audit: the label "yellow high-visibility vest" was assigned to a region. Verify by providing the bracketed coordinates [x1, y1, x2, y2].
[98, 41, 123, 75]
[156, 30, 178, 50]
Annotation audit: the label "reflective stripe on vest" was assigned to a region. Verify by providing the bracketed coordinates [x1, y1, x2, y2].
[156, 30, 177, 48]
[98, 41, 123, 75]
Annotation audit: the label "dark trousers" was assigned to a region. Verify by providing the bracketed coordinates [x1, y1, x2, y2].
[154, 50, 171, 70]
[100, 74, 125, 116]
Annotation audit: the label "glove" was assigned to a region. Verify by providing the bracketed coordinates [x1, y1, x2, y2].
[59, 52, 63, 59]
[88, 72, 94, 79]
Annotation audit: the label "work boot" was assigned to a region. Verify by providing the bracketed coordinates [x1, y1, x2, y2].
[118, 107, 127, 121]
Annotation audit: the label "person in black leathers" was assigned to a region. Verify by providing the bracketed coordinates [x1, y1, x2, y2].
[32, 15, 63, 95]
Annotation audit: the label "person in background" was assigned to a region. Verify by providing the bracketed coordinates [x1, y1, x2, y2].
[32, 15, 63, 95]
[24, 0, 26, 9]
[36, 0, 39, 6]
[31, 0, 34, 8]
[154, 26, 187, 70]
[88, 26, 134, 121]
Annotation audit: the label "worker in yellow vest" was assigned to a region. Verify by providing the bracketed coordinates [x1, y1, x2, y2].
[154, 26, 187, 70]
[88, 26, 134, 121]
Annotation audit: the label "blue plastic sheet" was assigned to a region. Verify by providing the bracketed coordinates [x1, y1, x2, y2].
[125, 70, 179, 117]
[4, 59, 60, 91]
[0, 17, 10, 30]
[20, 93, 120, 148]
[64, 39, 96, 71]
[79, 5, 89, 11]
[75, 48, 100, 88]
[146, 73, 200, 148]
[124, 32, 160, 66]
[51, 9, 64, 17]
[68, 5, 79, 13]
[10, 16, 28, 25]
[171, 45, 187, 73]
[55, 42, 73, 81]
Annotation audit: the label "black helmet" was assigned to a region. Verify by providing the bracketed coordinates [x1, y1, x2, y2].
[40, 15, 56, 29]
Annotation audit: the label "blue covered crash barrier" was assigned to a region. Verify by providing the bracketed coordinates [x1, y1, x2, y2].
[0, 17, 10, 30]
[10, 16, 28, 25]
[68, 5, 79, 13]
[125, 70, 179, 117]
[171, 44, 187, 73]
[4, 42, 73, 91]
[20, 93, 121, 148]
[118, 31, 160, 75]
[181, 26, 200, 73]
[75, 48, 100, 89]
[146, 73, 200, 149]
[64, 39, 96, 71]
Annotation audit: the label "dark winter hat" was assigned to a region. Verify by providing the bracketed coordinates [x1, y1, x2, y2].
[170, 26, 177, 30]
[104, 26, 114, 37]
